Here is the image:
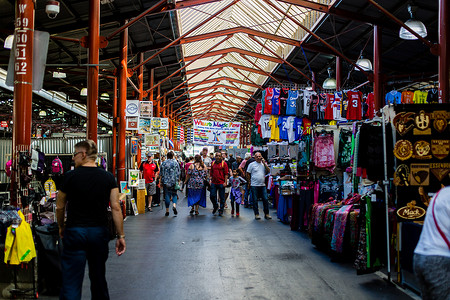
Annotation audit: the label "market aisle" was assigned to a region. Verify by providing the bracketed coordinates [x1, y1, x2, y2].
[48, 193, 415, 300]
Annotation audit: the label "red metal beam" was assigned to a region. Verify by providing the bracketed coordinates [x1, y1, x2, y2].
[112, 77, 117, 177]
[175, 0, 222, 9]
[87, 0, 100, 142]
[107, 0, 168, 41]
[188, 92, 250, 103]
[137, 52, 144, 168]
[184, 47, 282, 64]
[118, 23, 128, 182]
[187, 76, 259, 89]
[133, 0, 241, 72]
[239, 55, 283, 85]
[190, 84, 253, 95]
[185, 62, 266, 76]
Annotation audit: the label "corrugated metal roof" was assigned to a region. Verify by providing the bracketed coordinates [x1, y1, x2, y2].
[177, 0, 330, 120]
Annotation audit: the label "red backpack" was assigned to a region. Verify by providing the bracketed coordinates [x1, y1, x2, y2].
[51, 157, 63, 174]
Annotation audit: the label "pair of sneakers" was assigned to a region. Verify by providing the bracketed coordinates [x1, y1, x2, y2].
[255, 214, 272, 220]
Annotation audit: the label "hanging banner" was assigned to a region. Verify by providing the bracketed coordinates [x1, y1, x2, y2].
[193, 119, 241, 147]
[140, 101, 153, 118]
[126, 117, 139, 131]
[179, 126, 185, 143]
[145, 134, 160, 147]
[126, 100, 140, 117]
[138, 118, 152, 134]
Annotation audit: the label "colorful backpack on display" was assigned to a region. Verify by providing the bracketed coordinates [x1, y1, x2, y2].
[5, 160, 12, 177]
[51, 157, 63, 174]
[98, 156, 107, 170]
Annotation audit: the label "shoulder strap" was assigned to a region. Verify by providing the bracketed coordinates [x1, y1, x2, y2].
[431, 190, 450, 249]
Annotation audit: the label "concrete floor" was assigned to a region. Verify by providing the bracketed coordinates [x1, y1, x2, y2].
[42, 193, 416, 300]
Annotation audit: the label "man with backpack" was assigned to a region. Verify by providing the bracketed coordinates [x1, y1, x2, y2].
[209, 152, 229, 216]
[139, 152, 159, 212]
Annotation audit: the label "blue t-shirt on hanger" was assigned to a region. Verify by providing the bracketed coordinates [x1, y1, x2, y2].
[385, 90, 402, 105]
[271, 88, 281, 115]
[286, 90, 298, 116]
[277, 116, 289, 140]
[293, 117, 303, 140]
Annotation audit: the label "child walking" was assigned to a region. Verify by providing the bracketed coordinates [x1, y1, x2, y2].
[229, 169, 247, 217]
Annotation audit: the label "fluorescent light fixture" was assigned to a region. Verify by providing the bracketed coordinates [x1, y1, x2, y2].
[80, 88, 88, 96]
[399, 5, 427, 40]
[53, 71, 66, 78]
[3, 35, 14, 49]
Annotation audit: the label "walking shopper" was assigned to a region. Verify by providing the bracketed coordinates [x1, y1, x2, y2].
[56, 140, 126, 300]
[414, 186, 450, 300]
[160, 151, 181, 216]
[139, 152, 159, 212]
[246, 151, 272, 220]
[239, 153, 254, 207]
[229, 169, 247, 217]
[210, 152, 229, 216]
[185, 154, 208, 215]
[201, 147, 212, 169]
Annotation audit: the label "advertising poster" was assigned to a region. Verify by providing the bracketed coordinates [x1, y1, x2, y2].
[126, 117, 139, 131]
[160, 118, 169, 129]
[139, 118, 152, 134]
[126, 100, 140, 117]
[120, 181, 131, 195]
[140, 101, 153, 118]
[128, 170, 140, 187]
[193, 119, 241, 147]
[145, 134, 160, 147]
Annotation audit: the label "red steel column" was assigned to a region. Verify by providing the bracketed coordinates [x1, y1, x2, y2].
[137, 52, 144, 167]
[87, 0, 99, 142]
[118, 22, 128, 182]
[439, 0, 449, 103]
[156, 85, 161, 117]
[112, 77, 117, 176]
[336, 56, 341, 91]
[12, 0, 34, 204]
[373, 25, 383, 111]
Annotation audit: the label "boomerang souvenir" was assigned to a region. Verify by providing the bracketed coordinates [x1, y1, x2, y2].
[412, 140, 432, 159]
[413, 110, 431, 135]
[394, 140, 413, 161]
[393, 112, 415, 136]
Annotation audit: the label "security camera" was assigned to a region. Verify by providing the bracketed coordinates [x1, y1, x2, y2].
[46, 1, 60, 19]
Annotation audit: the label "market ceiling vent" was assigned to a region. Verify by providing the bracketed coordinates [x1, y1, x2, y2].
[175, 0, 327, 124]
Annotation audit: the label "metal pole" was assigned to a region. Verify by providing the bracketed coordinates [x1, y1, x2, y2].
[112, 77, 117, 177]
[11, 0, 35, 205]
[118, 22, 128, 182]
[381, 109, 391, 282]
[373, 25, 383, 111]
[137, 52, 144, 168]
[87, 0, 100, 142]
[439, 0, 449, 103]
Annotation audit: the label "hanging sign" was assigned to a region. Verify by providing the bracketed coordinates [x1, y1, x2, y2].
[193, 119, 241, 147]
[126, 117, 139, 131]
[138, 118, 152, 134]
[179, 126, 185, 143]
[140, 101, 153, 118]
[1, 121, 8, 128]
[126, 100, 140, 117]
[160, 118, 169, 129]
[145, 134, 159, 147]
[397, 201, 426, 220]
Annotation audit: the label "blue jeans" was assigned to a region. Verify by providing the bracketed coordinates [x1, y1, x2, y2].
[250, 186, 269, 216]
[244, 185, 252, 206]
[210, 183, 225, 212]
[164, 185, 178, 208]
[60, 226, 110, 300]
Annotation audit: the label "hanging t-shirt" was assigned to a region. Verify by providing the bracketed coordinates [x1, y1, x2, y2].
[365, 92, 375, 119]
[426, 89, 438, 103]
[286, 116, 296, 143]
[264, 88, 273, 114]
[261, 89, 266, 113]
[258, 114, 271, 139]
[271, 88, 281, 115]
[277, 116, 289, 141]
[269, 115, 280, 140]
[251, 124, 264, 146]
[324, 93, 334, 120]
[318, 93, 327, 121]
[333, 92, 342, 120]
[254, 103, 262, 124]
[401, 90, 414, 104]
[287, 90, 298, 116]
[293, 117, 303, 141]
[385, 90, 402, 105]
[302, 117, 312, 135]
[303, 90, 315, 116]
[309, 93, 319, 121]
[341, 92, 348, 119]
[346, 90, 363, 120]
[413, 90, 428, 104]
[279, 88, 289, 116]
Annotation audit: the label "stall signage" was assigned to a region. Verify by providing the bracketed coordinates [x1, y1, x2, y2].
[0, 121, 8, 128]
[397, 201, 426, 220]
[160, 118, 169, 129]
[126, 100, 140, 117]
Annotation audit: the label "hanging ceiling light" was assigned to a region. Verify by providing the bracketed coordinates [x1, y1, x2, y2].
[80, 88, 88, 96]
[3, 35, 14, 49]
[39, 110, 47, 117]
[100, 92, 109, 100]
[399, 4, 427, 40]
[53, 70, 66, 78]
[356, 56, 373, 72]
[322, 67, 337, 90]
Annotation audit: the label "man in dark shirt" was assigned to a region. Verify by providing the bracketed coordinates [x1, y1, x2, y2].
[56, 140, 126, 300]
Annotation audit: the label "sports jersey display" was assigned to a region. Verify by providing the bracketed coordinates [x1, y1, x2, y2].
[341, 92, 348, 119]
[346, 90, 363, 120]
[279, 88, 289, 116]
[286, 116, 296, 143]
[261, 89, 266, 113]
[269, 115, 280, 140]
[287, 89, 298, 116]
[258, 114, 271, 139]
[426, 89, 438, 103]
[413, 90, 428, 103]
[324, 93, 334, 120]
[293, 117, 303, 141]
[333, 92, 342, 120]
[295, 90, 303, 117]
[277, 116, 289, 140]
[401, 90, 414, 104]
[385, 90, 402, 105]
[365, 92, 375, 119]
[303, 90, 315, 116]
[271, 88, 281, 115]
[309, 93, 319, 121]
[264, 88, 273, 114]
[318, 93, 326, 121]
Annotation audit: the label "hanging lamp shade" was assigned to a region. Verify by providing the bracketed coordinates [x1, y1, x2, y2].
[100, 92, 109, 100]
[3, 35, 14, 49]
[356, 56, 373, 71]
[399, 5, 427, 40]
[322, 67, 336, 90]
[80, 88, 88, 96]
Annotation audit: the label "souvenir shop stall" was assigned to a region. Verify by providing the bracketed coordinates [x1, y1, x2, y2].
[252, 85, 397, 276]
